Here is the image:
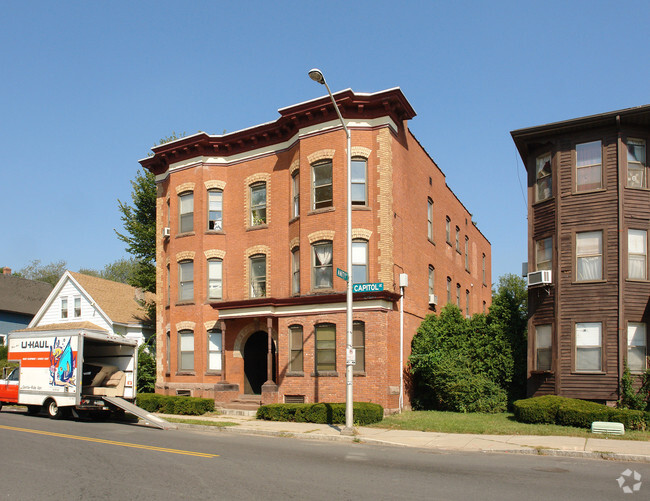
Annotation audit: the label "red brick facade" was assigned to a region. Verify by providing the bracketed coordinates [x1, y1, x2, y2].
[141, 88, 491, 412]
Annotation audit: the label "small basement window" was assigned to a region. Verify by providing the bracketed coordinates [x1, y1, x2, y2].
[176, 389, 192, 397]
[284, 395, 305, 404]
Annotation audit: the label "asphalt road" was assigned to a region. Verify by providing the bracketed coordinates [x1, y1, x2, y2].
[0, 408, 647, 501]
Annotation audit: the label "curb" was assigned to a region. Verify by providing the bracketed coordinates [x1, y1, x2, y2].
[164, 420, 650, 463]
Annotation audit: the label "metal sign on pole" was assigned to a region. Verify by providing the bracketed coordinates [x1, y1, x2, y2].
[346, 346, 356, 366]
[352, 282, 384, 293]
[336, 268, 348, 281]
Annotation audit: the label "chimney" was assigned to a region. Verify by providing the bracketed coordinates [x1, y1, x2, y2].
[2, 267, 11, 275]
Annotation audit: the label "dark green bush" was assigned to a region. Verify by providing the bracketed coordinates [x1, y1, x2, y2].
[257, 402, 383, 425]
[136, 393, 214, 415]
[512, 395, 647, 431]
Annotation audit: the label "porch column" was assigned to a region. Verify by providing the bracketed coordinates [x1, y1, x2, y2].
[219, 320, 226, 382]
[266, 317, 273, 383]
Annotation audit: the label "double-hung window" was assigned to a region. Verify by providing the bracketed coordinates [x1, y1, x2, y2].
[446, 277, 452, 304]
[456, 283, 460, 307]
[61, 297, 68, 319]
[207, 329, 222, 371]
[465, 290, 470, 316]
[179, 192, 194, 233]
[464, 236, 469, 271]
[628, 229, 647, 280]
[428, 266, 435, 296]
[427, 199, 433, 241]
[351, 158, 367, 205]
[576, 231, 602, 281]
[315, 323, 336, 372]
[292, 248, 300, 295]
[74, 297, 81, 317]
[312, 160, 333, 210]
[627, 323, 647, 373]
[289, 325, 303, 372]
[207, 258, 223, 300]
[250, 255, 266, 298]
[292, 171, 300, 218]
[627, 139, 646, 188]
[312, 241, 333, 289]
[576, 141, 602, 192]
[178, 260, 194, 301]
[250, 183, 267, 226]
[178, 330, 194, 372]
[536, 153, 552, 202]
[536, 237, 552, 271]
[353, 321, 365, 372]
[575, 322, 602, 372]
[351, 240, 368, 284]
[208, 189, 223, 230]
[455, 227, 461, 253]
[535, 325, 552, 371]
[445, 217, 451, 244]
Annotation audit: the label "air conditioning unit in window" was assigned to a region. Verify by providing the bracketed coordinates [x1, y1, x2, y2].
[527, 270, 552, 287]
[162, 227, 171, 239]
[429, 294, 438, 305]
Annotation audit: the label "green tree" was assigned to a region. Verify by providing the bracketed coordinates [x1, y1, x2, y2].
[79, 258, 140, 285]
[137, 341, 156, 393]
[16, 259, 67, 286]
[488, 273, 528, 402]
[115, 168, 157, 293]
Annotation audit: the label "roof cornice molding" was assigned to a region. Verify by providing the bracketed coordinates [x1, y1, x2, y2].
[140, 88, 416, 176]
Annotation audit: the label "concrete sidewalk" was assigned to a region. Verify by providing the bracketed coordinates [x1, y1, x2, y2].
[154, 412, 650, 463]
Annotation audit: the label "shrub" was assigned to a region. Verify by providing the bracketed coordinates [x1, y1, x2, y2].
[256, 402, 383, 425]
[512, 395, 648, 431]
[136, 393, 214, 415]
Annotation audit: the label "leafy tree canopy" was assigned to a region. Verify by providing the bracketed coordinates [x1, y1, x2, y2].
[16, 259, 67, 286]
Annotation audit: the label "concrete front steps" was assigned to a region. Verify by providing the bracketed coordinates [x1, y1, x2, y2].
[216, 394, 262, 417]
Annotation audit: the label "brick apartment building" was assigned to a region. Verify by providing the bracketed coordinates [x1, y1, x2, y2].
[140, 88, 491, 411]
[512, 104, 650, 403]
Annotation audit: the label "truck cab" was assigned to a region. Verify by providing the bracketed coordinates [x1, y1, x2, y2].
[0, 367, 19, 408]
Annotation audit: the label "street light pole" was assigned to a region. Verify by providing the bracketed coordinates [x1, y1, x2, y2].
[308, 68, 354, 434]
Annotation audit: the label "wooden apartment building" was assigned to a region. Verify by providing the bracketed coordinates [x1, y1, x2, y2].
[512, 105, 650, 402]
[140, 88, 492, 411]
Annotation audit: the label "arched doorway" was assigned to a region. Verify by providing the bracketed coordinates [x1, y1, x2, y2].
[243, 331, 276, 395]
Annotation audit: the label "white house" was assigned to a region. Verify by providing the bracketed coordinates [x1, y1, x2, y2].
[28, 271, 154, 346]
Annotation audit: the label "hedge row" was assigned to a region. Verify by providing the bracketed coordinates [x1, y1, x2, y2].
[136, 393, 215, 415]
[512, 395, 649, 431]
[256, 402, 383, 425]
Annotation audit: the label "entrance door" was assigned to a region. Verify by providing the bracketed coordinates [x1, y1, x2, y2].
[243, 331, 276, 394]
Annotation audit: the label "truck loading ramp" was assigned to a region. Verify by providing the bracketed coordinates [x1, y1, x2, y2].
[104, 396, 176, 430]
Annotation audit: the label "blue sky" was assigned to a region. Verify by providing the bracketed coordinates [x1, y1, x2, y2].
[2, 0, 649, 283]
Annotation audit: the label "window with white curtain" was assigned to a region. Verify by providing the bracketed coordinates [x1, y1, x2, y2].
[628, 229, 647, 280]
[627, 139, 646, 188]
[178, 330, 194, 372]
[179, 192, 194, 233]
[352, 240, 368, 284]
[576, 231, 602, 281]
[312, 241, 333, 289]
[576, 141, 602, 191]
[535, 324, 552, 371]
[207, 258, 223, 299]
[536, 237, 552, 271]
[208, 189, 223, 230]
[575, 322, 602, 372]
[249, 255, 266, 298]
[536, 153, 552, 202]
[207, 329, 222, 371]
[627, 323, 647, 373]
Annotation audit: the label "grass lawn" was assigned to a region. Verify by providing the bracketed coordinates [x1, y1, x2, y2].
[164, 417, 240, 428]
[371, 410, 650, 441]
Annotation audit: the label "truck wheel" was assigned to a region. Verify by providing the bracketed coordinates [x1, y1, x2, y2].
[26, 405, 41, 415]
[46, 399, 65, 420]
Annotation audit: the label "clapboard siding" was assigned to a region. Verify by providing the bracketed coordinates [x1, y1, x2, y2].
[36, 280, 112, 331]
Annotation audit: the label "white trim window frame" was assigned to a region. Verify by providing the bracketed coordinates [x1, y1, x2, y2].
[291, 247, 300, 295]
[627, 322, 647, 373]
[178, 330, 194, 372]
[575, 140, 602, 192]
[292, 171, 300, 218]
[250, 182, 267, 226]
[627, 138, 646, 188]
[250, 254, 266, 298]
[179, 191, 194, 233]
[207, 329, 222, 371]
[312, 160, 333, 210]
[576, 231, 603, 281]
[61, 297, 68, 319]
[628, 229, 647, 280]
[351, 157, 367, 206]
[178, 260, 194, 302]
[575, 322, 602, 372]
[351, 239, 368, 284]
[312, 240, 333, 289]
[207, 258, 223, 300]
[208, 189, 223, 231]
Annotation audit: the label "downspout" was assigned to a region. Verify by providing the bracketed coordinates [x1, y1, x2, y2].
[616, 116, 625, 389]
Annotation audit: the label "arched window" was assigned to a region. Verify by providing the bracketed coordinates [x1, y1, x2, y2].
[315, 323, 336, 372]
[312, 160, 333, 210]
[178, 191, 194, 233]
[289, 325, 303, 373]
[178, 329, 194, 372]
[207, 329, 222, 371]
[250, 254, 266, 298]
[353, 321, 365, 372]
[250, 182, 267, 226]
[207, 258, 223, 300]
[178, 260, 194, 302]
[291, 247, 300, 295]
[312, 241, 333, 289]
[207, 189, 223, 230]
[351, 157, 367, 206]
[352, 240, 368, 284]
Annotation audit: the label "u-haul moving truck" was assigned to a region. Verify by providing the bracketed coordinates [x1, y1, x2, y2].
[0, 328, 137, 419]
